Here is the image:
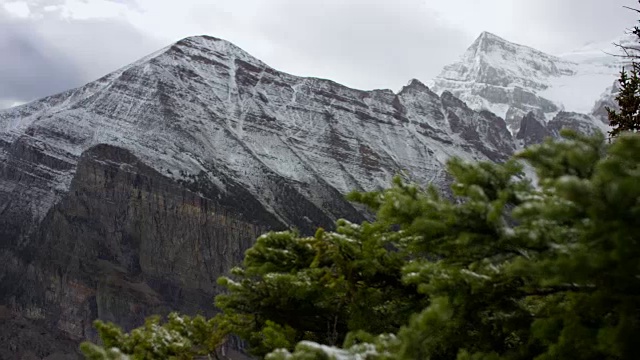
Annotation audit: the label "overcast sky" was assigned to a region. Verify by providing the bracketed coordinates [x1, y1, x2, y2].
[0, 0, 637, 109]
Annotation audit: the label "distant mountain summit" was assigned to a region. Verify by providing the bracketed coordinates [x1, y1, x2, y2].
[429, 31, 620, 134]
[441, 31, 575, 89]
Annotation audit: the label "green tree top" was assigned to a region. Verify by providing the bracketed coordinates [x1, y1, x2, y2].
[81, 129, 640, 360]
[272, 130, 640, 360]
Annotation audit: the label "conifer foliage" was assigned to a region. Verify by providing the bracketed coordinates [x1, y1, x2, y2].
[81, 130, 640, 359]
[269, 130, 640, 360]
[607, 61, 640, 137]
[607, 2, 640, 137]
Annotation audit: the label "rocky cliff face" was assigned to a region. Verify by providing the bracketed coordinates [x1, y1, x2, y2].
[516, 112, 550, 147]
[516, 110, 606, 149]
[0, 35, 517, 358]
[1, 144, 285, 358]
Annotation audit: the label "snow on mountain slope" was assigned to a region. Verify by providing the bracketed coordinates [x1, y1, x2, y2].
[538, 64, 618, 115]
[436, 31, 576, 91]
[558, 33, 634, 65]
[0, 35, 515, 229]
[429, 31, 623, 134]
[540, 34, 630, 116]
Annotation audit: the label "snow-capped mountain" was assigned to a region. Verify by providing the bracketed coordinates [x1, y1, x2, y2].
[0, 35, 516, 357]
[429, 31, 624, 134]
[0, 30, 628, 357]
[0, 36, 516, 228]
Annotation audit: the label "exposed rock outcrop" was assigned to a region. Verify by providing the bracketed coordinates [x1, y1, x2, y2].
[548, 111, 606, 137]
[516, 112, 550, 147]
[1, 144, 285, 351]
[591, 80, 619, 125]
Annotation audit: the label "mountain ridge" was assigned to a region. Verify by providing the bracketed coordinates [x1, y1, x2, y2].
[0, 32, 522, 358]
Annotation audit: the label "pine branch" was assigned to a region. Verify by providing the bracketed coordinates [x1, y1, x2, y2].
[524, 284, 596, 297]
[623, 5, 640, 14]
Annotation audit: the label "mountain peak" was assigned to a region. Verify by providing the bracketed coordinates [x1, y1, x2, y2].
[399, 78, 430, 93]
[180, 34, 225, 42]
[176, 35, 224, 43]
[476, 31, 508, 43]
[169, 35, 266, 67]
[175, 35, 237, 50]
[466, 31, 557, 62]
[429, 30, 584, 132]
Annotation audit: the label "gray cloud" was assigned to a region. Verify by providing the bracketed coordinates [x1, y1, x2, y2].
[0, 98, 24, 109]
[0, 12, 83, 105]
[248, 0, 472, 91]
[513, 0, 637, 53]
[0, 4, 161, 108]
[0, 0, 635, 108]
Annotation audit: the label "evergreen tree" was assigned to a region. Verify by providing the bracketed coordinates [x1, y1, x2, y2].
[213, 219, 425, 357]
[82, 130, 640, 360]
[270, 130, 640, 360]
[607, 2, 640, 137]
[607, 62, 640, 137]
[80, 313, 220, 360]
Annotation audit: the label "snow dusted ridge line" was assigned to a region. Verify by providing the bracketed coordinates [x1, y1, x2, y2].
[0, 34, 515, 224]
